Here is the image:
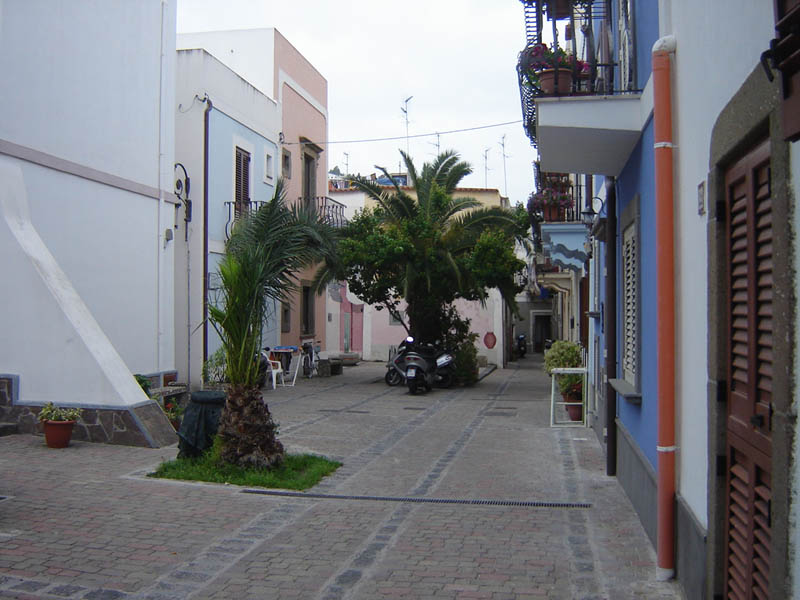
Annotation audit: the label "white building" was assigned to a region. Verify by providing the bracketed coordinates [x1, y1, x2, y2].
[0, 1, 178, 446]
[174, 48, 281, 390]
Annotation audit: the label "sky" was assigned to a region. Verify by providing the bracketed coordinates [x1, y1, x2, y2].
[177, 0, 537, 206]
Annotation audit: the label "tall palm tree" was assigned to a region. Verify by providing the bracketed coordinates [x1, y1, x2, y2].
[208, 180, 338, 468]
[341, 150, 521, 341]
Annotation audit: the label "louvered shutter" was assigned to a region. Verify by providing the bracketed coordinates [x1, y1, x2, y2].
[774, 0, 800, 140]
[622, 223, 637, 385]
[724, 140, 773, 600]
[235, 147, 250, 217]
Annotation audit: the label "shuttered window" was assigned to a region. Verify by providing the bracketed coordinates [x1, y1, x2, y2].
[774, 0, 800, 140]
[235, 147, 250, 217]
[621, 223, 637, 385]
[724, 140, 773, 600]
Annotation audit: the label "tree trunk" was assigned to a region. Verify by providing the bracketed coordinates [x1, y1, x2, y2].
[217, 384, 284, 469]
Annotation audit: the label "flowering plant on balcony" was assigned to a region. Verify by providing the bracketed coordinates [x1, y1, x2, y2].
[519, 43, 588, 88]
[528, 188, 572, 209]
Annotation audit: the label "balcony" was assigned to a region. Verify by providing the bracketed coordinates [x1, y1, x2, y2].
[303, 196, 348, 229]
[224, 200, 268, 239]
[517, 0, 647, 175]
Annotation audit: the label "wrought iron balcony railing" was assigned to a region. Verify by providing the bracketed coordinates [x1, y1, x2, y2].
[224, 200, 268, 239]
[516, 0, 639, 147]
[301, 195, 348, 229]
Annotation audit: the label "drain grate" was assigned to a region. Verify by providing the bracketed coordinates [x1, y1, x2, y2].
[403, 407, 426, 411]
[241, 489, 590, 509]
[345, 410, 370, 414]
[0, 496, 7, 502]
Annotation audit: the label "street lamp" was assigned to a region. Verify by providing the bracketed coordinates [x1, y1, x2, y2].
[582, 196, 602, 226]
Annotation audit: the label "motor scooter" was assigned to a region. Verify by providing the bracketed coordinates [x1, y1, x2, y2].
[517, 333, 527, 358]
[387, 337, 455, 389]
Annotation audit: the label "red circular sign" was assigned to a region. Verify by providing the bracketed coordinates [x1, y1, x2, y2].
[484, 332, 497, 349]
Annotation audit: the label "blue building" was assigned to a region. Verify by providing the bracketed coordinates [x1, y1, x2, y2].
[517, 1, 800, 597]
[174, 48, 281, 389]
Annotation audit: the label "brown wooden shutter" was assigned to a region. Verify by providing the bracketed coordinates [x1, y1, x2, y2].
[773, 0, 800, 140]
[724, 139, 773, 600]
[235, 147, 250, 217]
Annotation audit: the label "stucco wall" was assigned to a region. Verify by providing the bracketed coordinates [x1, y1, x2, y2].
[174, 49, 280, 388]
[668, 0, 775, 528]
[0, 1, 176, 409]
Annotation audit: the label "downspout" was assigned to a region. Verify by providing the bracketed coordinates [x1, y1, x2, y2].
[156, 0, 168, 379]
[652, 34, 677, 581]
[604, 177, 617, 476]
[202, 95, 212, 367]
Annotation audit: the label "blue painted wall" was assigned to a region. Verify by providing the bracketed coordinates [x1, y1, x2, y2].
[610, 0, 660, 91]
[615, 119, 657, 469]
[208, 108, 277, 244]
[206, 107, 279, 356]
[635, 0, 659, 88]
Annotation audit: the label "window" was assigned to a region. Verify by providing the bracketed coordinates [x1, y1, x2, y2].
[282, 148, 292, 179]
[281, 302, 291, 333]
[389, 311, 404, 326]
[301, 286, 314, 335]
[235, 147, 250, 216]
[610, 193, 640, 401]
[621, 223, 638, 385]
[773, 0, 800, 140]
[264, 153, 274, 181]
[302, 152, 316, 206]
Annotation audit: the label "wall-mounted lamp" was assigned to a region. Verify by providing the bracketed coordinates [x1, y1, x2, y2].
[582, 196, 604, 226]
[174, 163, 191, 240]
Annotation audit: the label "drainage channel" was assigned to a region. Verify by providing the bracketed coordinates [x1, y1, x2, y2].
[241, 489, 591, 509]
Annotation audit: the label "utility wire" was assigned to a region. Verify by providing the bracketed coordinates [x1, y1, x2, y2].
[285, 119, 522, 146]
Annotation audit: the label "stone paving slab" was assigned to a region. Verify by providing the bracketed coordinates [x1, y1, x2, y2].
[0, 358, 683, 599]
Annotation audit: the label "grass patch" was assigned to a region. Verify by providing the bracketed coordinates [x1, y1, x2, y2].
[149, 442, 341, 490]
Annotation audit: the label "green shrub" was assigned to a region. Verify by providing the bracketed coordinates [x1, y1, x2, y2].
[202, 347, 228, 385]
[453, 334, 479, 386]
[134, 374, 152, 396]
[543, 340, 583, 395]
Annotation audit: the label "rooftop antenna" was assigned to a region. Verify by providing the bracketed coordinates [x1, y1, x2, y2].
[343, 152, 349, 176]
[499, 135, 510, 197]
[483, 147, 491, 188]
[428, 132, 441, 155]
[401, 95, 413, 163]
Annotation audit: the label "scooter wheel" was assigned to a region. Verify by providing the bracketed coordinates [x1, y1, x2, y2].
[385, 370, 402, 386]
[408, 380, 418, 395]
[437, 371, 454, 389]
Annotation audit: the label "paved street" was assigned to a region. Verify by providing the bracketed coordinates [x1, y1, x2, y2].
[0, 356, 683, 599]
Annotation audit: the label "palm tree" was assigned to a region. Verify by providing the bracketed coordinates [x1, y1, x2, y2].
[208, 180, 338, 468]
[341, 150, 521, 342]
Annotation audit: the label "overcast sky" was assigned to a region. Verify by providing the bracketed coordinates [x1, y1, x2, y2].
[177, 0, 537, 206]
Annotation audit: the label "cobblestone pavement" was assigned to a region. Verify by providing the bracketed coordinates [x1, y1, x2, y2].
[0, 356, 684, 599]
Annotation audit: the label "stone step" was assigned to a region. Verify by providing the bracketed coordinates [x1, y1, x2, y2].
[0, 423, 19, 437]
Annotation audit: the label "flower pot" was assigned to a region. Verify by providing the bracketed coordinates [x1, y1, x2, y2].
[542, 204, 564, 221]
[538, 69, 573, 95]
[562, 391, 583, 421]
[43, 420, 76, 448]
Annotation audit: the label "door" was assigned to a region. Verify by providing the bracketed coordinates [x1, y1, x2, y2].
[723, 140, 773, 600]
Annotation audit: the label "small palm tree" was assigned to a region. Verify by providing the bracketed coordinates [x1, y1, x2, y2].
[208, 180, 337, 468]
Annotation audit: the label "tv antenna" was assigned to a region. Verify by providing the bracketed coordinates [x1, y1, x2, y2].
[499, 135, 510, 197]
[401, 96, 413, 160]
[483, 147, 491, 188]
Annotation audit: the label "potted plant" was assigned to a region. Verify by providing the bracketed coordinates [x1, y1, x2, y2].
[528, 187, 573, 221]
[38, 402, 83, 448]
[543, 340, 584, 420]
[163, 400, 184, 431]
[520, 43, 588, 95]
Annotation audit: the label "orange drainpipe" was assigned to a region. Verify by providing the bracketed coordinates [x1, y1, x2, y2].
[652, 35, 677, 581]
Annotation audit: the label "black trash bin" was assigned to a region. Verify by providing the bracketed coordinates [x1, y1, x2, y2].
[177, 390, 226, 458]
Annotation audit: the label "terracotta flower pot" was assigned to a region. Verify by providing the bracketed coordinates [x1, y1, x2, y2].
[43, 420, 76, 448]
[563, 391, 583, 421]
[538, 69, 573, 95]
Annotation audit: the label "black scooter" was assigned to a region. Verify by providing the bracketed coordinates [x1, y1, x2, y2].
[517, 333, 527, 358]
[386, 337, 455, 390]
